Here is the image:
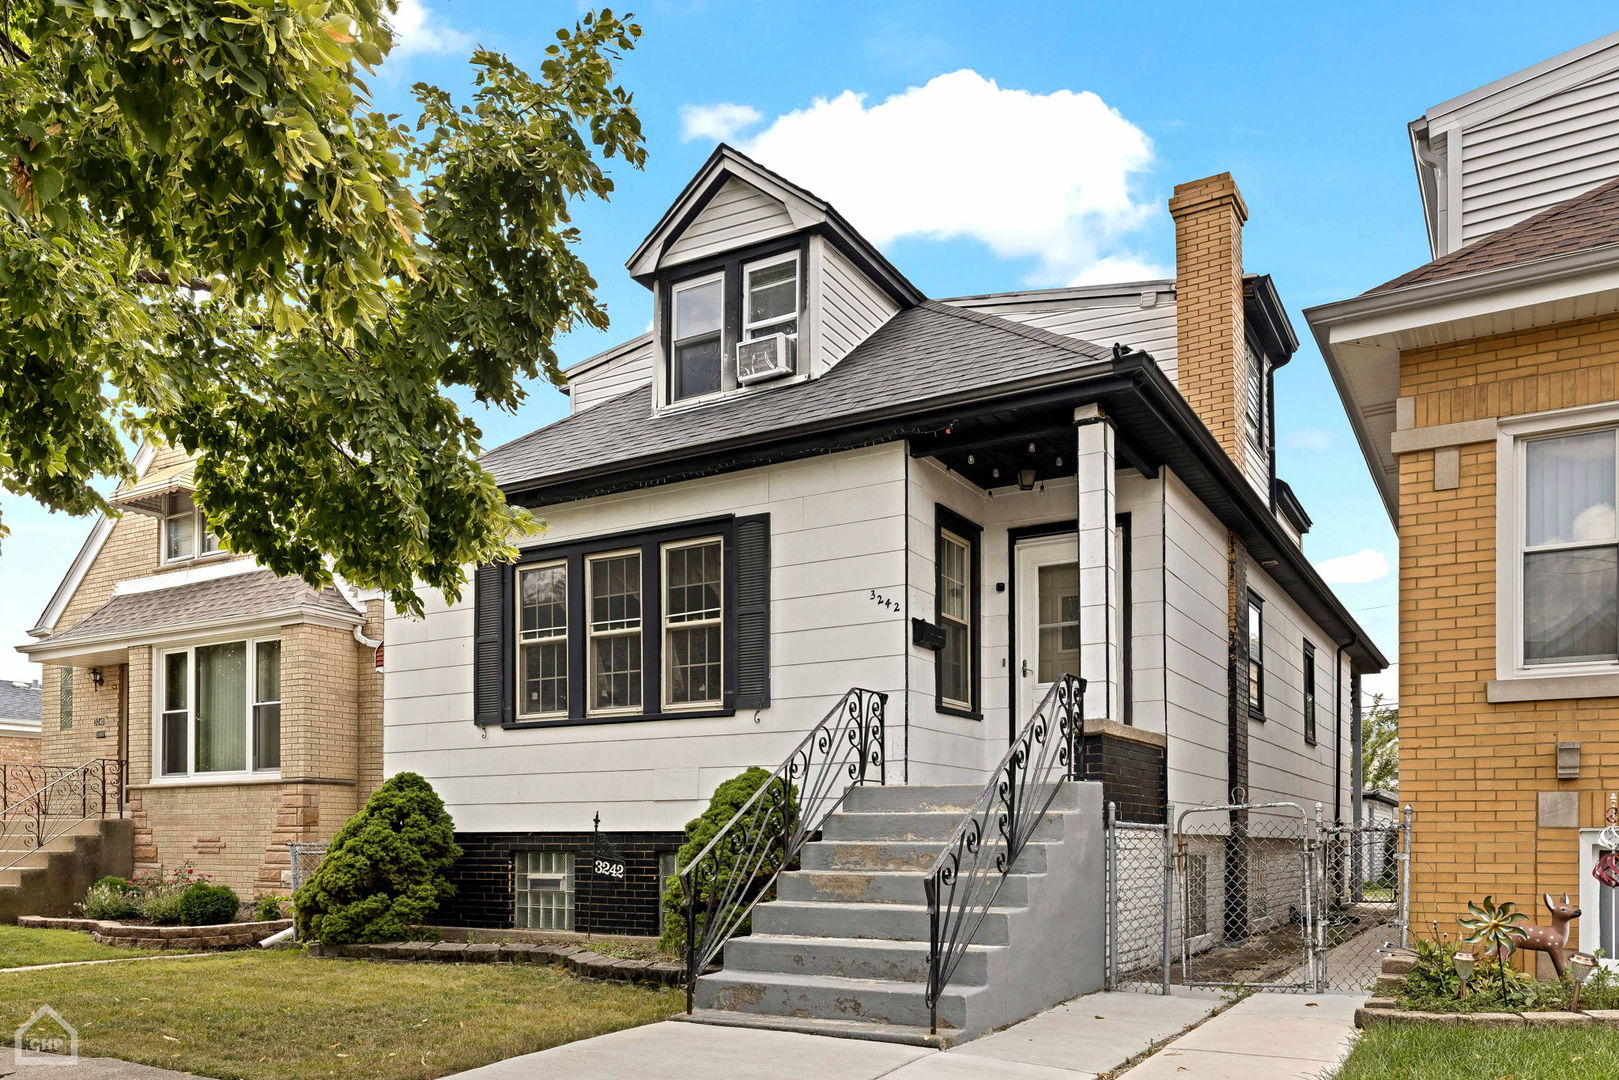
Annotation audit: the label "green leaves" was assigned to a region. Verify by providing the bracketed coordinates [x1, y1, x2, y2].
[0, 1, 645, 614]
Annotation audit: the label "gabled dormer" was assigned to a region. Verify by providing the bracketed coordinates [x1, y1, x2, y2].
[624, 145, 923, 413]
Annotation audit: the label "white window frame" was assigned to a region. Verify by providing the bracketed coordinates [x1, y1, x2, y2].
[1244, 340, 1266, 450]
[1496, 403, 1619, 684]
[741, 251, 799, 342]
[939, 528, 973, 712]
[668, 272, 725, 406]
[585, 549, 643, 717]
[661, 537, 725, 712]
[515, 560, 569, 721]
[153, 635, 281, 783]
[161, 492, 224, 566]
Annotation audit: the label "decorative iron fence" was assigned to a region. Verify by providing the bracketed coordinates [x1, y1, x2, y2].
[0, 759, 124, 873]
[679, 687, 888, 1011]
[924, 673, 1084, 1033]
[0, 764, 95, 814]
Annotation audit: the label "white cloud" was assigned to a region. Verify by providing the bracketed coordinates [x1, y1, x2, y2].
[731, 70, 1161, 286]
[387, 0, 472, 59]
[1285, 427, 1333, 451]
[680, 103, 763, 143]
[1314, 548, 1391, 585]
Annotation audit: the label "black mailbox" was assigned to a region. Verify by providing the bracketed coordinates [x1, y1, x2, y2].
[911, 617, 947, 651]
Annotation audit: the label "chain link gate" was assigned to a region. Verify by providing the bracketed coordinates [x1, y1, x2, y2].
[1105, 802, 1411, 994]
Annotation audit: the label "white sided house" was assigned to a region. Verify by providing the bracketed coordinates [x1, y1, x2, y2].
[386, 148, 1385, 1040]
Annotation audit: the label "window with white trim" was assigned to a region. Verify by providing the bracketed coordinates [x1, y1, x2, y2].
[162, 491, 222, 564]
[1246, 593, 1264, 718]
[1519, 429, 1618, 666]
[159, 638, 280, 777]
[587, 551, 643, 713]
[743, 253, 798, 341]
[670, 274, 723, 402]
[663, 538, 723, 709]
[1244, 341, 1266, 450]
[517, 562, 568, 719]
[939, 530, 972, 710]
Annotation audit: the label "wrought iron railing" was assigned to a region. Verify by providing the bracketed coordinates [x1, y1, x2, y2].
[0, 763, 90, 814]
[680, 687, 887, 1012]
[0, 759, 125, 873]
[923, 674, 1084, 1034]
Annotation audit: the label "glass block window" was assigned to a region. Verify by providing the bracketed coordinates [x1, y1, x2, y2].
[515, 851, 575, 931]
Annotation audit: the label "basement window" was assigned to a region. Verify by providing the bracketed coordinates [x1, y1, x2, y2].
[515, 850, 575, 931]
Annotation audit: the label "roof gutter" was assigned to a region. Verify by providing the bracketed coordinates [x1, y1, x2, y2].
[19, 604, 363, 660]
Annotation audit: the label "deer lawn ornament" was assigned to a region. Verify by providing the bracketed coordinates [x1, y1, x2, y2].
[1519, 893, 1580, 979]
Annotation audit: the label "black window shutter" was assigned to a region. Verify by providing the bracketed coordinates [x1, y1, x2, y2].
[734, 514, 771, 709]
[473, 563, 512, 726]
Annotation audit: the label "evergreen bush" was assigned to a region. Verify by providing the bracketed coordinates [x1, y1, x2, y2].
[660, 767, 799, 953]
[293, 772, 462, 945]
[179, 882, 241, 926]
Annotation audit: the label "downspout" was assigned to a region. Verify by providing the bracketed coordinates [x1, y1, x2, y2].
[1333, 638, 1357, 827]
[902, 450, 911, 784]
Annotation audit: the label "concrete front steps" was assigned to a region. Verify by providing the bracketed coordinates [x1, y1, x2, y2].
[0, 817, 133, 923]
[685, 780, 1104, 1046]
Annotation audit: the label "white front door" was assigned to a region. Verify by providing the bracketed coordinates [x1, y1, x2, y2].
[1014, 534, 1080, 733]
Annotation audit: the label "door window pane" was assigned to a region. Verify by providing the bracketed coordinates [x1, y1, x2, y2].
[1527, 432, 1617, 546]
[1036, 562, 1080, 684]
[194, 642, 247, 773]
[1524, 548, 1619, 663]
[666, 541, 722, 707]
[515, 851, 575, 931]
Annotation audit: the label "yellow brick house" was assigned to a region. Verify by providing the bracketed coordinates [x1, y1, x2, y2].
[17, 443, 384, 903]
[1308, 33, 1619, 971]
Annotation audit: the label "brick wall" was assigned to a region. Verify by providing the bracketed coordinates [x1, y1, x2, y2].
[0, 735, 39, 767]
[1170, 173, 1250, 474]
[1080, 728, 1167, 824]
[442, 831, 687, 936]
[1398, 312, 1619, 957]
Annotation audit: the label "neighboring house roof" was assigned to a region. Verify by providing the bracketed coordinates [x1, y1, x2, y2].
[1362, 787, 1400, 808]
[1369, 175, 1619, 293]
[484, 301, 1111, 494]
[34, 570, 360, 650]
[0, 681, 40, 727]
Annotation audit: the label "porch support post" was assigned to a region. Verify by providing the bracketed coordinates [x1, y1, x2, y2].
[1074, 404, 1119, 723]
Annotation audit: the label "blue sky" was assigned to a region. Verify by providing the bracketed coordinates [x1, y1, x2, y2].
[4, 2, 1617, 699]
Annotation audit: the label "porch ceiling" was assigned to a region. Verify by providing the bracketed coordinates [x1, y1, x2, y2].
[911, 405, 1157, 490]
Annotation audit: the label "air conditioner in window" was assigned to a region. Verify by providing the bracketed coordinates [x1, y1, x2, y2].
[524, 873, 568, 892]
[736, 333, 795, 385]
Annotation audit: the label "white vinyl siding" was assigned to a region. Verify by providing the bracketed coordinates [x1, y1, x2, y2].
[815, 240, 899, 375]
[568, 339, 654, 415]
[663, 177, 794, 268]
[944, 288, 1180, 384]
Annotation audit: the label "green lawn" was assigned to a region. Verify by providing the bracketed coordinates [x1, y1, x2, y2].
[0, 926, 160, 968]
[0, 949, 680, 1079]
[1338, 1024, 1619, 1080]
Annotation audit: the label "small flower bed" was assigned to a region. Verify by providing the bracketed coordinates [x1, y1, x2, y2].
[77, 865, 248, 927]
[1396, 936, 1619, 1014]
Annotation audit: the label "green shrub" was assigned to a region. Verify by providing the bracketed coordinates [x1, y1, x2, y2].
[292, 772, 462, 945]
[179, 882, 240, 926]
[92, 875, 131, 892]
[660, 767, 799, 954]
[78, 880, 140, 920]
[252, 894, 286, 922]
[133, 865, 199, 925]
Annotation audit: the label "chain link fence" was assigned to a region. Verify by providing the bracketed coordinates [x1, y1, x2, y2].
[1106, 801, 1410, 995]
[286, 842, 327, 938]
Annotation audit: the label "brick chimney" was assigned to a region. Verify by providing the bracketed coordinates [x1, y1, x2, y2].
[1169, 173, 1249, 473]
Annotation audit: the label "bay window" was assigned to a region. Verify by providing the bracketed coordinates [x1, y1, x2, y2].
[159, 638, 280, 778]
[1520, 428, 1619, 666]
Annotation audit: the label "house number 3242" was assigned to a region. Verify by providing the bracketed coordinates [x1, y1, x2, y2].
[869, 590, 901, 612]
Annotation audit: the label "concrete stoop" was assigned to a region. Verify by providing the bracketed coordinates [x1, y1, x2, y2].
[0, 817, 133, 923]
[685, 780, 1105, 1046]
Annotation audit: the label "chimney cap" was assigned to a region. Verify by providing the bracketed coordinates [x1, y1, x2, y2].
[1169, 172, 1248, 223]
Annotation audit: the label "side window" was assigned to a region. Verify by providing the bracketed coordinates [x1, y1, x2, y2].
[1302, 641, 1317, 745]
[935, 507, 981, 716]
[1244, 341, 1266, 449]
[1246, 593, 1264, 719]
[1520, 429, 1618, 667]
[58, 667, 73, 731]
[162, 492, 222, 564]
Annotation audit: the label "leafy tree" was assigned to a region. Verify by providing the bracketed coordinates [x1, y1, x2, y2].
[1362, 693, 1398, 792]
[661, 767, 799, 954]
[0, 1, 644, 614]
[294, 771, 461, 944]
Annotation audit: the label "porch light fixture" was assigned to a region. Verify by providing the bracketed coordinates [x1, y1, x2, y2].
[1017, 468, 1037, 492]
[1451, 949, 1476, 998]
[89, 667, 103, 688]
[1569, 952, 1597, 1011]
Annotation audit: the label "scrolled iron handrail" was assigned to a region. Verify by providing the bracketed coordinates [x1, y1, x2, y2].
[679, 687, 887, 1012]
[923, 674, 1085, 1034]
[0, 758, 124, 873]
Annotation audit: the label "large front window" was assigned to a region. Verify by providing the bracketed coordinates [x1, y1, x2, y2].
[159, 638, 280, 777]
[1521, 429, 1618, 665]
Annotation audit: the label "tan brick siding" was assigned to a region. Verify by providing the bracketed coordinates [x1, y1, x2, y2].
[0, 735, 40, 767]
[1398, 313, 1619, 957]
[1170, 173, 1250, 474]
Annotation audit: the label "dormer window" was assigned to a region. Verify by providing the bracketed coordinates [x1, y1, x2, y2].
[163, 491, 223, 564]
[664, 242, 803, 406]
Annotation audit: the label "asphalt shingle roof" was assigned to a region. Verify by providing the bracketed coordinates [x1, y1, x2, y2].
[0, 681, 40, 725]
[483, 301, 1114, 491]
[46, 570, 359, 646]
[1369, 175, 1619, 294]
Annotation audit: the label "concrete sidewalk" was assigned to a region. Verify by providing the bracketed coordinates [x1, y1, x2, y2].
[446, 990, 1227, 1080]
[1115, 993, 1361, 1080]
